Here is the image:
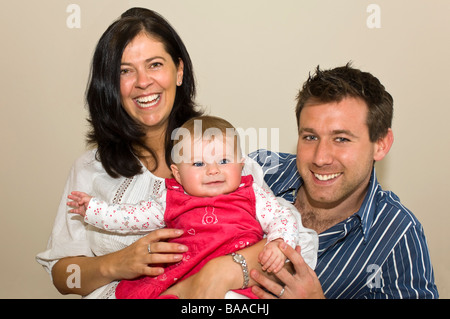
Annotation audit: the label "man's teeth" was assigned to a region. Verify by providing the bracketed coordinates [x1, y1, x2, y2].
[135, 94, 160, 107]
[314, 173, 341, 181]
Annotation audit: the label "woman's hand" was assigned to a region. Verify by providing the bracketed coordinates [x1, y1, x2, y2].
[52, 228, 187, 296]
[103, 228, 188, 280]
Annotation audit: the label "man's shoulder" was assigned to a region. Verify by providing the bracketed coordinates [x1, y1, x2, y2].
[248, 149, 297, 174]
[372, 187, 423, 236]
[248, 149, 301, 200]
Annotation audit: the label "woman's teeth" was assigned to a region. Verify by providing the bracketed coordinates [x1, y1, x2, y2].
[314, 173, 341, 181]
[135, 94, 160, 108]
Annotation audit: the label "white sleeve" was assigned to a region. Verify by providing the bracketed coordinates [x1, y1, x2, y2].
[253, 183, 298, 247]
[36, 150, 99, 275]
[84, 195, 166, 234]
[253, 183, 319, 270]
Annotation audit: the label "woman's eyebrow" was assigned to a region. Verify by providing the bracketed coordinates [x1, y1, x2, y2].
[121, 56, 167, 66]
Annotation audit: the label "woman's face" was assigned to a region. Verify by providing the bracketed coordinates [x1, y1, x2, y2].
[120, 32, 183, 132]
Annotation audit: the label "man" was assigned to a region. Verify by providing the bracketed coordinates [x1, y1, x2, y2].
[249, 64, 438, 299]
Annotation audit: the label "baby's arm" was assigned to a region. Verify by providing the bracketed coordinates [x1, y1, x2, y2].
[253, 183, 299, 248]
[80, 197, 166, 234]
[253, 183, 319, 271]
[258, 238, 286, 273]
[67, 191, 92, 217]
[67, 190, 166, 234]
[253, 183, 300, 273]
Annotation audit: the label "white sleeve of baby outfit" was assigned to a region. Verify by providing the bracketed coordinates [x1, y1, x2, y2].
[253, 183, 318, 270]
[83, 193, 167, 234]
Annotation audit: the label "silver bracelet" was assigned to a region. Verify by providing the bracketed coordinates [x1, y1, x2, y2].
[231, 252, 249, 289]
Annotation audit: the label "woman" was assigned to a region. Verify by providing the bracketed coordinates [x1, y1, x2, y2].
[36, 7, 275, 298]
[37, 8, 203, 298]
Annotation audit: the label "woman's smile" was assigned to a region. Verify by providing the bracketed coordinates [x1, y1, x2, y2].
[134, 93, 161, 109]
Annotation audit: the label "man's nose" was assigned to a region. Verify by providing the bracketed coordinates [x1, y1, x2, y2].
[312, 140, 333, 166]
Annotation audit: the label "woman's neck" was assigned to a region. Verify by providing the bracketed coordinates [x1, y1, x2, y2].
[137, 125, 173, 179]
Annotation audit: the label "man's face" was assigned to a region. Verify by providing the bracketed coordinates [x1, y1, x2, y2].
[296, 97, 379, 210]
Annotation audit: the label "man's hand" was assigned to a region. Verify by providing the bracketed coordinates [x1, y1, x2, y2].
[251, 242, 325, 299]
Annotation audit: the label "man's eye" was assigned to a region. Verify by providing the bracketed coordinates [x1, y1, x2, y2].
[335, 137, 350, 143]
[303, 135, 317, 141]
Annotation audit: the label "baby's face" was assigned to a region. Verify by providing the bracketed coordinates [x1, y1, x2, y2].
[171, 137, 244, 197]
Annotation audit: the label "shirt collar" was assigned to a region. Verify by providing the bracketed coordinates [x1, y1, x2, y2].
[354, 167, 381, 242]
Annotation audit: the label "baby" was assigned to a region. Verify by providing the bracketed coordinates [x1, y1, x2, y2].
[68, 115, 314, 298]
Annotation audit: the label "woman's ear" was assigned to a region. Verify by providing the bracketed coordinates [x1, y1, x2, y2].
[177, 59, 184, 86]
[373, 128, 394, 162]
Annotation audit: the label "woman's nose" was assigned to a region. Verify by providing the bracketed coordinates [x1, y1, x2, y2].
[136, 69, 153, 89]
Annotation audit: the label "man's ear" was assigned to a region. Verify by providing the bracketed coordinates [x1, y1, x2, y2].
[170, 164, 182, 184]
[373, 128, 394, 162]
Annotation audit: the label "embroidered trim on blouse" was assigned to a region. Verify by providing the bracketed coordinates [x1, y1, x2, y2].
[151, 179, 164, 197]
[112, 178, 134, 204]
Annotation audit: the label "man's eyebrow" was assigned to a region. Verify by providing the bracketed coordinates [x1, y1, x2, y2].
[299, 128, 316, 134]
[331, 129, 359, 138]
[299, 128, 358, 138]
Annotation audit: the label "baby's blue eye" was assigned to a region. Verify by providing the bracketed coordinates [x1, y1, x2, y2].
[193, 162, 204, 167]
[219, 159, 230, 165]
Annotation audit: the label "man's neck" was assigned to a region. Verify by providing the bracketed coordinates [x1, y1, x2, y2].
[294, 185, 368, 234]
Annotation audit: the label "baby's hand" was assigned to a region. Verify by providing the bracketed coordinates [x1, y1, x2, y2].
[67, 191, 92, 217]
[258, 239, 287, 273]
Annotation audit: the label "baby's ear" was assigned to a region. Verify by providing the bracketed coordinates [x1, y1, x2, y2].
[240, 157, 245, 169]
[170, 164, 182, 184]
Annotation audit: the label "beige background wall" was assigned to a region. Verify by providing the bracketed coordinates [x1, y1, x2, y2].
[0, 0, 448, 298]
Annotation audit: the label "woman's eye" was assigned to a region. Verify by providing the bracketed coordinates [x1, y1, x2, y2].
[150, 62, 163, 69]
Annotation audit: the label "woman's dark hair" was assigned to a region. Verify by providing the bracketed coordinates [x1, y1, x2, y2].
[86, 7, 202, 178]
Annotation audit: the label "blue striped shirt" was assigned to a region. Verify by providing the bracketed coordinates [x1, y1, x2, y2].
[249, 150, 438, 299]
